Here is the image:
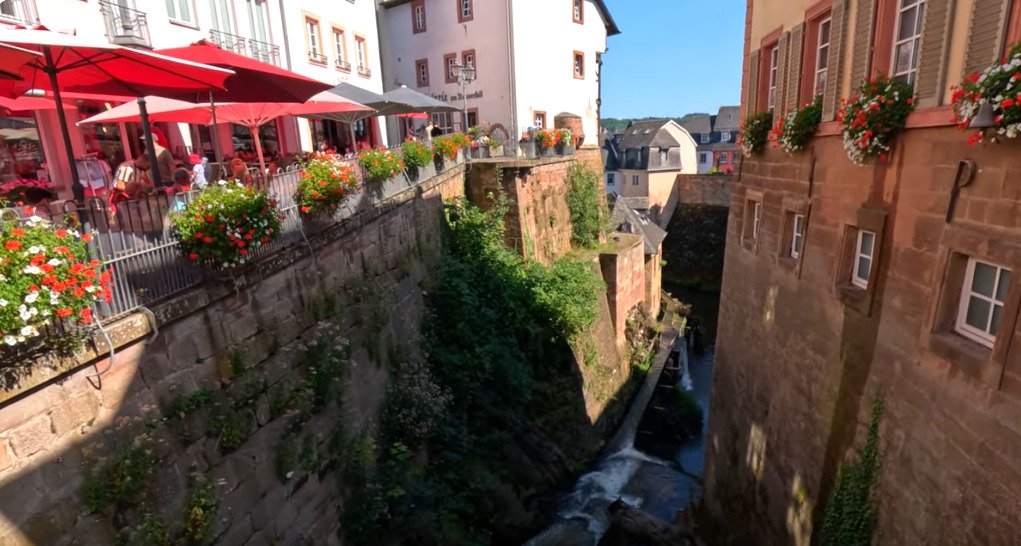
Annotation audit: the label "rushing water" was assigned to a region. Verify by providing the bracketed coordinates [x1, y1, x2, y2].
[526, 341, 717, 546]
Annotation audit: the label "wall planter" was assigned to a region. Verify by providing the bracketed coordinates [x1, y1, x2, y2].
[520, 141, 538, 159]
[406, 162, 436, 183]
[839, 77, 914, 164]
[739, 110, 773, 157]
[769, 96, 822, 154]
[951, 44, 1021, 143]
[555, 144, 576, 156]
[468, 146, 491, 160]
[296, 153, 360, 215]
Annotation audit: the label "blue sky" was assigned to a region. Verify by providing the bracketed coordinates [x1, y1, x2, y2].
[601, 0, 746, 118]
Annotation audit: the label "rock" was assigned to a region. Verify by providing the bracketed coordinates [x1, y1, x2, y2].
[600, 499, 698, 546]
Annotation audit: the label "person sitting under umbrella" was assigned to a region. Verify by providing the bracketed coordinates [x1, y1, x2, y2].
[110, 154, 152, 205]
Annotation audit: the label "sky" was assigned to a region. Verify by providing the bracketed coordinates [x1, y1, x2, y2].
[600, 0, 746, 119]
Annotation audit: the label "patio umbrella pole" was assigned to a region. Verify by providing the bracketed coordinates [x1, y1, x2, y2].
[42, 48, 83, 201]
[209, 91, 222, 167]
[250, 125, 267, 176]
[137, 98, 161, 187]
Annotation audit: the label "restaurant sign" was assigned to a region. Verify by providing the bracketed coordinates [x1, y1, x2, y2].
[431, 90, 485, 105]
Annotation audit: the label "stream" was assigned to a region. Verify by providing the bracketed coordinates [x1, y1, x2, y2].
[526, 293, 718, 546]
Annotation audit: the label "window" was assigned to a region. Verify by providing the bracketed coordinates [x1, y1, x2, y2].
[700, 133, 710, 144]
[573, 0, 583, 23]
[166, 0, 195, 25]
[631, 175, 639, 186]
[790, 214, 805, 258]
[355, 36, 369, 76]
[720, 153, 729, 165]
[458, 0, 473, 22]
[767, 46, 779, 109]
[415, 59, 429, 87]
[744, 198, 763, 244]
[956, 259, 1011, 347]
[534, 111, 546, 129]
[246, 0, 268, 42]
[305, 17, 325, 63]
[606, 173, 615, 185]
[333, 28, 349, 71]
[721, 131, 731, 142]
[573, 51, 585, 79]
[851, 230, 876, 288]
[210, 0, 234, 33]
[444, 52, 458, 83]
[1009, 0, 1021, 50]
[466, 109, 479, 127]
[698, 152, 707, 164]
[462, 49, 475, 70]
[432, 112, 451, 130]
[891, 0, 926, 85]
[412, 0, 426, 33]
[659, 149, 668, 163]
[814, 17, 831, 95]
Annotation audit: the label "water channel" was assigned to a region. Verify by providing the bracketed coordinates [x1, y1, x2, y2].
[527, 289, 718, 545]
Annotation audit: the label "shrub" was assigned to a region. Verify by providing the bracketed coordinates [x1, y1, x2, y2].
[433, 136, 459, 160]
[739, 110, 773, 157]
[838, 77, 914, 164]
[401, 140, 433, 168]
[951, 43, 1021, 143]
[358, 148, 404, 182]
[171, 181, 282, 269]
[770, 96, 822, 154]
[566, 163, 607, 248]
[0, 211, 112, 346]
[297, 153, 360, 214]
[528, 259, 605, 338]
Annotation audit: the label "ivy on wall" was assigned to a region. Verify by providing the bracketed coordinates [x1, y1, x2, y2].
[820, 396, 884, 546]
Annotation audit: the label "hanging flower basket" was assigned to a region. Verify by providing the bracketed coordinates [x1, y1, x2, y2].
[769, 96, 823, 154]
[739, 110, 773, 157]
[0, 210, 112, 346]
[951, 44, 1021, 144]
[297, 153, 360, 215]
[838, 77, 915, 165]
[171, 181, 283, 270]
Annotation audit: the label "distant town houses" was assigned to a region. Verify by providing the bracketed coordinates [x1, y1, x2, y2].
[679, 106, 740, 174]
[601, 119, 697, 228]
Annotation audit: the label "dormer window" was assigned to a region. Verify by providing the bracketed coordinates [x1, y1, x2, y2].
[700, 134, 710, 144]
[721, 132, 731, 142]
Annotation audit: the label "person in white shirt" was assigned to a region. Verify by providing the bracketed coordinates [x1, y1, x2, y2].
[189, 153, 207, 189]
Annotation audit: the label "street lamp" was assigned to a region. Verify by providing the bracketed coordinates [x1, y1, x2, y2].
[452, 60, 477, 132]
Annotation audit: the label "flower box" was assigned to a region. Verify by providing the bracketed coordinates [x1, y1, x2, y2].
[519, 141, 538, 159]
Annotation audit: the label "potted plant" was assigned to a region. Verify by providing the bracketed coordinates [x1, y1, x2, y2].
[449, 132, 471, 162]
[358, 148, 405, 184]
[838, 77, 914, 164]
[739, 110, 773, 157]
[0, 210, 112, 347]
[519, 132, 537, 159]
[769, 96, 823, 154]
[171, 181, 282, 270]
[555, 128, 574, 156]
[535, 129, 557, 157]
[297, 153, 360, 215]
[433, 136, 460, 171]
[951, 43, 1021, 144]
[401, 140, 435, 181]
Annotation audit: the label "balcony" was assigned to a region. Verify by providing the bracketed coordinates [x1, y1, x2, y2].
[308, 51, 327, 65]
[247, 38, 280, 67]
[209, 29, 246, 55]
[357, 64, 371, 77]
[335, 58, 351, 72]
[99, 1, 151, 48]
[0, 0, 38, 25]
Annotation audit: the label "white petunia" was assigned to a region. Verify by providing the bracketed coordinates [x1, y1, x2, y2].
[47, 259, 61, 266]
[19, 325, 33, 336]
[4, 335, 17, 346]
[23, 265, 41, 275]
[24, 292, 38, 304]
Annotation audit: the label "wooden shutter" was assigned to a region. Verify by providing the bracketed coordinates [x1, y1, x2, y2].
[747, 49, 761, 114]
[915, 0, 955, 106]
[822, 0, 849, 120]
[848, 0, 877, 89]
[787, 23, 806, 110]
[963, 0, 1012, 76]
[776, 32, 790, 112]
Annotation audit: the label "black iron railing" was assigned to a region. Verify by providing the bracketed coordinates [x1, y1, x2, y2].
[99, 0, 150, 48]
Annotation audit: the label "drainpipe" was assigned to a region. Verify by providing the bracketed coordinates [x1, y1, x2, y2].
[597, 46, 608, 146]
[506, 0, 518, 148]
[277, 0, 292, 71]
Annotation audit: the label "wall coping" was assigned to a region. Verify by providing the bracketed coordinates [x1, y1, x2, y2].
[0, 165, 467, 409]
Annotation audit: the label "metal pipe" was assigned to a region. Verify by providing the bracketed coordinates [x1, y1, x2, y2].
[137, 98, 162, 187]
[43, 47, 83, 201]
[506, 0, 518, 148]
[209, 91, 223, 167]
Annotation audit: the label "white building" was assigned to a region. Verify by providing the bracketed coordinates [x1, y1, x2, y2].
[377, 0, 618, 146]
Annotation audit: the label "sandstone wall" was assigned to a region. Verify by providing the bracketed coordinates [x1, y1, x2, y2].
[703, 129, 1021, 545]
[677, 174, 733, 208]
[0, 168, 465, 546]
[599, 235, 647, 351]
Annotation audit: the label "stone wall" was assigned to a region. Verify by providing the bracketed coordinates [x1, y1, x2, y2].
[703, 128, 1021, 545]
[0, 168, 466, 546]
[677, 174, 733, 208]
[644, 245, 663, 315]
[598, 235, 647, 351]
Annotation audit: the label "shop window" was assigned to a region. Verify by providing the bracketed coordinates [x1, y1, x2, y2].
[0, 111, 48, 183]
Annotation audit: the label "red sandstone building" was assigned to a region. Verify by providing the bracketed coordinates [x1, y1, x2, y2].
[705, 0, 1021, 544]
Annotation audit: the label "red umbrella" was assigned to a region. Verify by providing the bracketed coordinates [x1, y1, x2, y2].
[0, 43, 40, 80]
[0, 26, 234, 199]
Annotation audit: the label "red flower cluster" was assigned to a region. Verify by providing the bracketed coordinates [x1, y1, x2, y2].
[298, 154, 361, 214]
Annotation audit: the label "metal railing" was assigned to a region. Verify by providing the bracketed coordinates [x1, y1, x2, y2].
[0, 0, 37, 25]
[335, 59, 351, 72]
[357, 65, 371, 77]
[209, 29, 246, 55]
[308, 51, 328, 64]
[99, 1, 150, 48]
[23, 153, 466, 326]
[247, 38, 280, 66]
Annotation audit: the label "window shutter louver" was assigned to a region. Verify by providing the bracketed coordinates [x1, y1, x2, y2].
[849, 0, 877, 89]
[822, 0, 849, 120]
[747, 49, 761, 114]
[787, 23, 806, 111]
[776, 32, 790, 112]
[963, 0, 1012, 77]
[915, 0, 955, 106]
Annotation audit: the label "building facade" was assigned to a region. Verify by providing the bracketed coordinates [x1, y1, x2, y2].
[0, 0, 385, 197]
[680, 106, 741, 174]
[705, 0, 1021, 544]
[378, 0, 618, 146]
[602, 119, 697, 228]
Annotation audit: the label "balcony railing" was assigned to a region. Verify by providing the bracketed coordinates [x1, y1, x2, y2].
[308, 51, 328, 64]
[357, 65, 371, 77]
[99, 1, 151, 48]
[335, 58, 351, 72]
[209, 29, 246, 55]
[0, 0, 38, 25]
[247, 38, 280, 67]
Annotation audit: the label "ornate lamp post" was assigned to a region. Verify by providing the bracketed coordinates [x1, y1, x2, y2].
[452, 60, 477, 131]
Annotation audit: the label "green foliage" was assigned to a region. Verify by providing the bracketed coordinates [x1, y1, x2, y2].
[165, 388, 212, 421]
[528, 260, 605, 338]
[82, 439, 157, 513]
[771, 95, 822, 153]
[565, 163, 608, 248]
[139, 510, 171, 546]
[739, 110, 774, 157]
[207, 403, 246, 451]
[381, 358, 451, 448]
[300, 337, 347, 410]
[297, 153, 360, 213]
[601, 114, 708, 133]
[182, 477, 218, 545]
[821, 396, 884, 546]
[171, 182, 282, 268]
[358, 148, 405, 182]
[401, 140, 434, 168]
[839, 77, 915, 164]
[433, 136, 460, 160]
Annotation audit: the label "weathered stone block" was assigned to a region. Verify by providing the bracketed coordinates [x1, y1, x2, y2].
[8, 415, 53, 458]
